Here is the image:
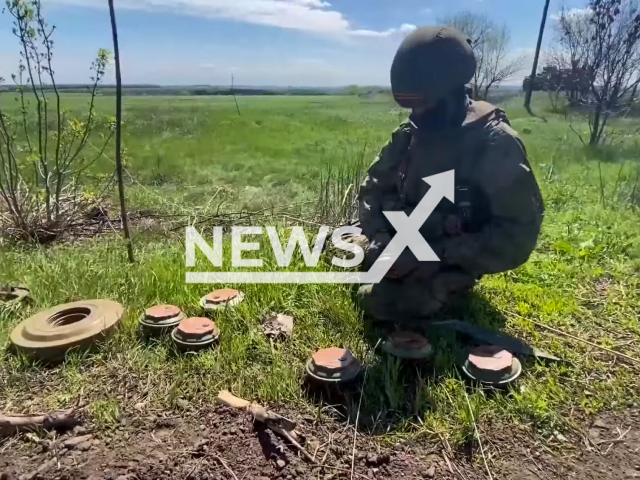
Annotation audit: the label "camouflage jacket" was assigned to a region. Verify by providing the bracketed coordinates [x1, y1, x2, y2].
[358, 100, 544, 276]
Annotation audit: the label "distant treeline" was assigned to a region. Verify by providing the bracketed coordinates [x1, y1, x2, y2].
[0, 84, 391, 97]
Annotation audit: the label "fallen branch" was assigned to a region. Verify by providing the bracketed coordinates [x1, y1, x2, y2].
[595, 425, 632, 456]
[0, 409, 78, 437]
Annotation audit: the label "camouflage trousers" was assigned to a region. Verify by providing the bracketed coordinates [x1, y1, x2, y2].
[357, 268, 477, 324]
[341, 232, 478, 324]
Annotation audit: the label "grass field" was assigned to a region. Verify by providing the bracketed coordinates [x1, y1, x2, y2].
[2, 92, 640, 454]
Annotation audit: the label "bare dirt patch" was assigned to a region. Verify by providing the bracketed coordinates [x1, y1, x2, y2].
[3, 406, 640, 480]
[494, 410, 640, 480]
[1, 406, 443, 480]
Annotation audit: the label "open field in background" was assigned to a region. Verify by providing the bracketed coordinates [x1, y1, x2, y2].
[2, 92, 640, 466]
[1, 94, 405, 215]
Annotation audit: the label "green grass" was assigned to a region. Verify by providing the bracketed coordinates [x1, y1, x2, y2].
[1, 93, 640, 450]
[0, 93, 402, 214]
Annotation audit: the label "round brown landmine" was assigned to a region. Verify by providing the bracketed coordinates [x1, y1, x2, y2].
[381, 331, 434, 360]
[171, 317, 220, 352]
[145, 304, 181, 321]
[10, 299, 124, 361]
[462, 345, 522, 385]
[139, 304, 185, 336]
[306, 347, 362, 384]
[200, 288, 245, 310]
[468, 345, 513, 371]
[205, 289, 239, 305]
[389, 331, 430, 349]
[177, 317, 217, 337]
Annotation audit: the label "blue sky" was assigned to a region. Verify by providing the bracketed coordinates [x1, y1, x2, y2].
[0, 0, 588, 86]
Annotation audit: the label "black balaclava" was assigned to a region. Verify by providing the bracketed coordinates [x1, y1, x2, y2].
[409, 85, 471, 131]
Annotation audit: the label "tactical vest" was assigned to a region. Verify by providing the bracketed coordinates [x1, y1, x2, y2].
[397, 101, 516, 235]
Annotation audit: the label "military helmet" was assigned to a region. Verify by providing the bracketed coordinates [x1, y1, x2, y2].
[391, 26, 476, 108]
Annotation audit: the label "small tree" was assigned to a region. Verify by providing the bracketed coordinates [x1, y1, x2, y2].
[442, 12, 526, 99]
[0, 0, 113, 242]
[553, 8, 597, 104]
[475, 24, 526, 100]
[555, 1, 640, 145]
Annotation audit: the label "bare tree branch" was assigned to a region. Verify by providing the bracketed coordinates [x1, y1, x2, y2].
[441, 13, 524, 99]
[553, 1, 640, 145]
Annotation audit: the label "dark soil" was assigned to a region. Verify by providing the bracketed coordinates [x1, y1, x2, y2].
[2, 407, 640, 480]
[0, 406, 444, 480]
[496, 410, 640, 480]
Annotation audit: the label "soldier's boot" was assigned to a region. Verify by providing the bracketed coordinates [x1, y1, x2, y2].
[430, 269, 479, 307]
[357, 280, 444, 328]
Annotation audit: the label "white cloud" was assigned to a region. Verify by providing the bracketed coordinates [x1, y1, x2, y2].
[550, 7, 592, 21]
[44, 0, 413, 38]
[290, 0, 331, 7]
[350, 23, 417, 38]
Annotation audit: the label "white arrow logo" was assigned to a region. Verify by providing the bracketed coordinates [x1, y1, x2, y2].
[186, 170, 456, 284]
[360, 170, 455, 283]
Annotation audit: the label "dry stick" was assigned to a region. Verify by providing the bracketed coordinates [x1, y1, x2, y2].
[442, 453, 454, 475]
[108, 0, 134, 263]
[597, 159, 606, 207]
[462, 390, 493, 480]
[595, 426, 631, 446]
[0, 409, 77, 437]
[569, 124, 587, 146]
[449, 457, 470, 480]
[213, 454, 239, 480]
[184, 460, 202, 480]
[350, 339, 381, 480]
[340, 183, 354, 210]
[277, 428, 315, 463]
[500, 309, 640, 367]
[215, 391, 304, 450]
